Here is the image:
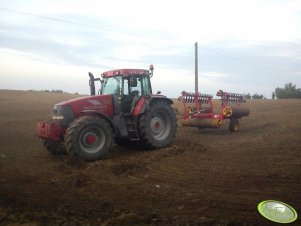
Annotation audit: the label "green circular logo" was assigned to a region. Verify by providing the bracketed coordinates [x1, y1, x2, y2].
[258, 200, 298, 223]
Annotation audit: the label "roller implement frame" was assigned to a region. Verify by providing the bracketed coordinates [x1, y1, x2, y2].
[178, 90, 249, 132]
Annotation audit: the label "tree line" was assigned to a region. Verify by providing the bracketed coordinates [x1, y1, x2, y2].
[244, 82, 301, 99]
[272, 82, 301, 99]
[27, 89, 80, 94]
[244, 93, 265, 100]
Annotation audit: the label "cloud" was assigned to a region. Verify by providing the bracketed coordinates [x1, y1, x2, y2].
[0, 0, 301, 98]
[201, 72, 230, 81]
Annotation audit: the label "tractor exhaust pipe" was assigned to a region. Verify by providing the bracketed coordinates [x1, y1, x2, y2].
[89, 72, 96, 96]
[88, 72, 102, 96]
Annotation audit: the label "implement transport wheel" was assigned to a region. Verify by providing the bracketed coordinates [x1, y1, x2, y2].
[43, 140, 67, 155]
[229, 118, 240, 132]
[65, 116, 112, 161]
[139, 101, 177, 149]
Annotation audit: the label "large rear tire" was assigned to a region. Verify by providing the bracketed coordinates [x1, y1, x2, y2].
[138, 101, 176, 149]
[65, 116, 113, 161]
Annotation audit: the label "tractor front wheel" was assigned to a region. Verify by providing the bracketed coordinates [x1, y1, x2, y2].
[139, 101, 176, 149]
[65, 116, 112, 161]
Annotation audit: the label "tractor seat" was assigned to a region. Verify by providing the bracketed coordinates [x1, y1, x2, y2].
[130, 90, 139, 97]
[123, 91, 140, 114]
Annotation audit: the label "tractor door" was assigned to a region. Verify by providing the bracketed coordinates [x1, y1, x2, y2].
[122, 76, 141, 114]
[122, 75, 152, 114]
[100, 76, 122, 115]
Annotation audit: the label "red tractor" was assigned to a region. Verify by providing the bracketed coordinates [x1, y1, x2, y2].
[37, 65, 177, 161]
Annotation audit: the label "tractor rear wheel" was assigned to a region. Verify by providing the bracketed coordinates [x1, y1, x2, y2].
[229, 118, 239, 132]
[65, 116, 112, 161]
[138, 101, 176, 149]
[43, 140, 67, 155]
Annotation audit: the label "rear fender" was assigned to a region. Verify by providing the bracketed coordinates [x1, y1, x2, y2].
[132, 96, 173, 116]
[149, 96, 173, 106]
[80, 110, 115, 132]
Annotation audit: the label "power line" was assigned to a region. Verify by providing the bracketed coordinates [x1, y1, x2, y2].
[198, 45, 296, 73]
[0, 7, 108, 31]
[0, 7, 145, 40]
[0, 7, 299, 74]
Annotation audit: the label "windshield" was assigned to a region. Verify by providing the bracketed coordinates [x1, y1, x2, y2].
[101, 76, 121, 95]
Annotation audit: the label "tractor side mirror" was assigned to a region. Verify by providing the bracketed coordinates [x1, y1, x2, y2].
[129, 77, 137, 87]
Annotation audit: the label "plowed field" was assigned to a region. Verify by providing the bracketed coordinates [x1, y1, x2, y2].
[0, 90, 300, 225]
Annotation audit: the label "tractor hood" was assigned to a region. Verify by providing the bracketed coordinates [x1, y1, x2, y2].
[54, 94, 114, 120]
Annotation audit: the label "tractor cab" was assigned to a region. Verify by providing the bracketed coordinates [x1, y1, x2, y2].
[90, 66, 154, 114]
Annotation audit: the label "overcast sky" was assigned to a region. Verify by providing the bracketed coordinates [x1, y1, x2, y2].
[0, 0, 301, 98]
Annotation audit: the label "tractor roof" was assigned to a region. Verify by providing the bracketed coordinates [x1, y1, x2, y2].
[102, 69, 150, 78]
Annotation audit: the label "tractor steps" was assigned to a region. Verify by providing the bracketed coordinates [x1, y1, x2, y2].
[124, 116, 139, 139]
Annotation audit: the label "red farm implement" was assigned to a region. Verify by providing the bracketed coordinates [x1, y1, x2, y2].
[176, 42, 250, 132]
[178, 90, 249, 132]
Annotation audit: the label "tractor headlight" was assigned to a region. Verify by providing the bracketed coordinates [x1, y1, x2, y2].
[52, 105, 74, 127]
[52, 115, 64, 120]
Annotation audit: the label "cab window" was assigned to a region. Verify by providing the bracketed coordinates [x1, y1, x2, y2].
[141, 76, 152, 94]
[102, 76, 121, 95]
[123, 76, 142, 95]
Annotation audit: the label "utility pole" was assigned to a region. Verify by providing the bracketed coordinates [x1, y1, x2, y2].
[195, 42, 198, 94]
